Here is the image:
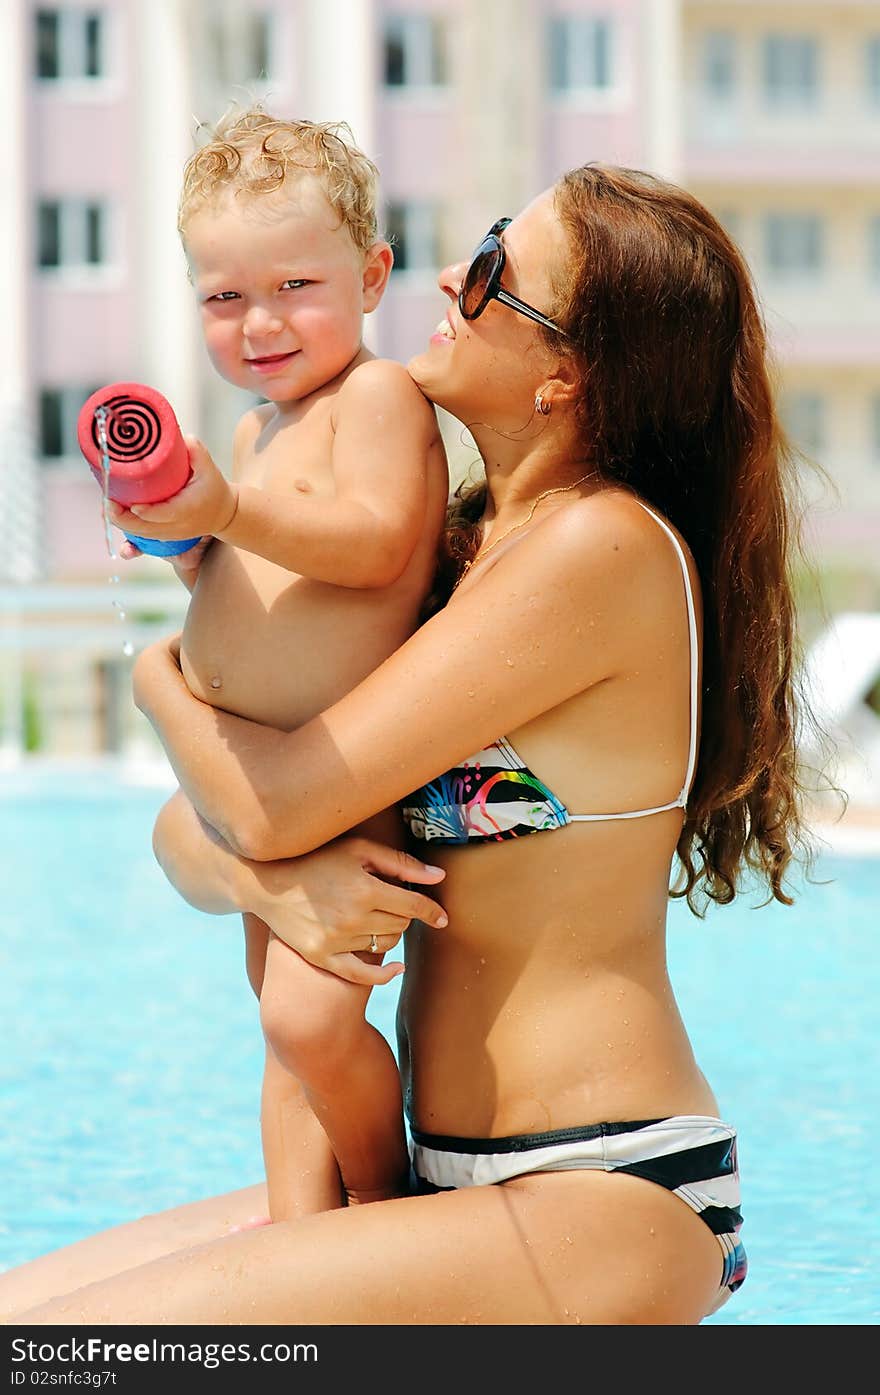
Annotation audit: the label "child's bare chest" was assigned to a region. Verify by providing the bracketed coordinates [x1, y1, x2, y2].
[239, 410, 335, 497]
[179, 408, 415, 729]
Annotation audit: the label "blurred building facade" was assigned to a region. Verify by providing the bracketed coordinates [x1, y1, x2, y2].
[2, 0, 879, 754]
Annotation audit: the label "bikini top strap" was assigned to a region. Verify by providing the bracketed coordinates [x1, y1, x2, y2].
[634, 500, 700, 805]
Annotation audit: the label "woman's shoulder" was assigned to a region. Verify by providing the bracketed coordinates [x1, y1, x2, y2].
[539, 487, 692, 584]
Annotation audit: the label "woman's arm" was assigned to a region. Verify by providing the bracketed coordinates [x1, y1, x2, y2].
[134, 495, 652, 861]
[153, 790, 448, 986]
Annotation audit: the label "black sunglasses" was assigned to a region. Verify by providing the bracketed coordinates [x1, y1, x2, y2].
[459, 218, 565, 335]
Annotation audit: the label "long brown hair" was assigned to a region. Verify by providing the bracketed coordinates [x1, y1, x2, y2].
[442, 165, 824, 913]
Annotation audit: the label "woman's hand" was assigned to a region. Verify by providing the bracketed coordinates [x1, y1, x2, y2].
[151, 792, 447, 988]
[246, 837, 448, 987]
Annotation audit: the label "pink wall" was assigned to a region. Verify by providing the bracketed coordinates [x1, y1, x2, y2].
[376, 106, 458, 197]
[43, 476, 123, 580]
[543, 109, 645, 181]
[686, 147, 880, 185]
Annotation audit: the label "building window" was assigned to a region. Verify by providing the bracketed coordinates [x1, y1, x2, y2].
[37, 199, 107, 269]
[208, 10, 273, 85]
[548, 15, 613, 92]
[717, 208, 743, 246]
[872, 395, 880, 461]
[35, 9, 105, 80]
[764, 213, 823, 276]
[702, 32, 737, 102]
[762, 34, 819, 109]
[868, 37, 880, 107]
[783, 393, 825, 456]
[383, 14, 448, 88]
[386, 202, 441, 272]
[39, 386, 100, 459]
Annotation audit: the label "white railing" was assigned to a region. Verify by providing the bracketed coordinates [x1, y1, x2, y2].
[0, 582, 188, 759]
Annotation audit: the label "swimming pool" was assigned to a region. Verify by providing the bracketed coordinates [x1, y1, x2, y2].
[1, 765, 878, 1325]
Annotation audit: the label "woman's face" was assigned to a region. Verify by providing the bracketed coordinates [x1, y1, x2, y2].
[408, 187, 569, 427]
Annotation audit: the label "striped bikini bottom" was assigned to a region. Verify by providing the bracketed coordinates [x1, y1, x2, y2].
[410, 1114, 748, 1310]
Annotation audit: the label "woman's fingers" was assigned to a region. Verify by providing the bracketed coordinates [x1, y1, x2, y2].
[346, 842, 448, 928]
[366, 878, 447, 928]
[352, 840, 446, 886]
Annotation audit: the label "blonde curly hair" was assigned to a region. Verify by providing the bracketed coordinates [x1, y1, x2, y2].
[178, 104, 381, 255]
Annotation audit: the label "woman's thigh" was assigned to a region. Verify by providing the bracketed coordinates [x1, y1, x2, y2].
[0, 1184, 267, 1323]
[16, 1170, 725, 1326]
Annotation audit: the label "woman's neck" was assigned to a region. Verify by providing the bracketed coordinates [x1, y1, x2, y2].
[470, 423, 598, 524]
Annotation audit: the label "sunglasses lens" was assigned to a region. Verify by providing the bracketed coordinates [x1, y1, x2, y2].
[460, 241, 500, 319]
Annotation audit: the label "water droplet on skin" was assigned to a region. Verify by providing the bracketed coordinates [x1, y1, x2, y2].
[210, 676, 222, 689]
[505, 658, 514, 667]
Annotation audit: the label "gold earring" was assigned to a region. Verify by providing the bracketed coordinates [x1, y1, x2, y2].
[535, 392, 551, 416]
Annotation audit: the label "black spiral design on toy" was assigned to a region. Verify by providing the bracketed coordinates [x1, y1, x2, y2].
[90, 395, 161, 461]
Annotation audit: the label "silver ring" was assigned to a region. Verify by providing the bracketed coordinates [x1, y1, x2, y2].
[369, 934, 379, 954]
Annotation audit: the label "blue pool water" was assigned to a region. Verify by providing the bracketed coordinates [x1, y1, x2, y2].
[1, 767, 878, 1325]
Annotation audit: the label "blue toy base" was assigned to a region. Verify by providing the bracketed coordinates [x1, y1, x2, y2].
[125, 532, 201, 557]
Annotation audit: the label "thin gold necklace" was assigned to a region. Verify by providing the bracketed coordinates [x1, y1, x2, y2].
[456, 473, 593, 588]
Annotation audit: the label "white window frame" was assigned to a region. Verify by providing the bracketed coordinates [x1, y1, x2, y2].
[387, 201, 441, 276]
[869, 216, 880, 282]
[763, 212, 824, 279]
[547, 14, 626, 109]
[717, 208, 743, 247]
[37, 197, 114, 276]
[867, 36, 880, 109]
[207, 7, 277, 89]
[383, 13, 449, 93]
[784, 392, 825, 457]
[702, 31, 738, 103]
[39, 384, 101, 463]
[35, 7, 106, 81]
[761, 34, 820, 111]
[871, 394, 880, 462]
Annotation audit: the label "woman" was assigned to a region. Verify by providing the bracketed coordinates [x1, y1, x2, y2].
[4, 165, 812, 1325]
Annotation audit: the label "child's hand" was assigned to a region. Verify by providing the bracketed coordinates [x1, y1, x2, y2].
[170, 535, 213, 589]
[105, 437, 237, 543]
[118, 537, 143, 561]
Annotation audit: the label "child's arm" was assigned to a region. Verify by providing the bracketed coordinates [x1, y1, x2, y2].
[108, 406, 269, 586]
[107, 361, 440, 589]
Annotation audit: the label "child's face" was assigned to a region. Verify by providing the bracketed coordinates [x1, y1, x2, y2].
[184, 178, 377, 405]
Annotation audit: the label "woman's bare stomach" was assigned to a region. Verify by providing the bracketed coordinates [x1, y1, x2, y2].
[399, 829, 721, 1138]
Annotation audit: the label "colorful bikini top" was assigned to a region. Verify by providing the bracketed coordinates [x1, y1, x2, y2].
[401, 502, 699, 845]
